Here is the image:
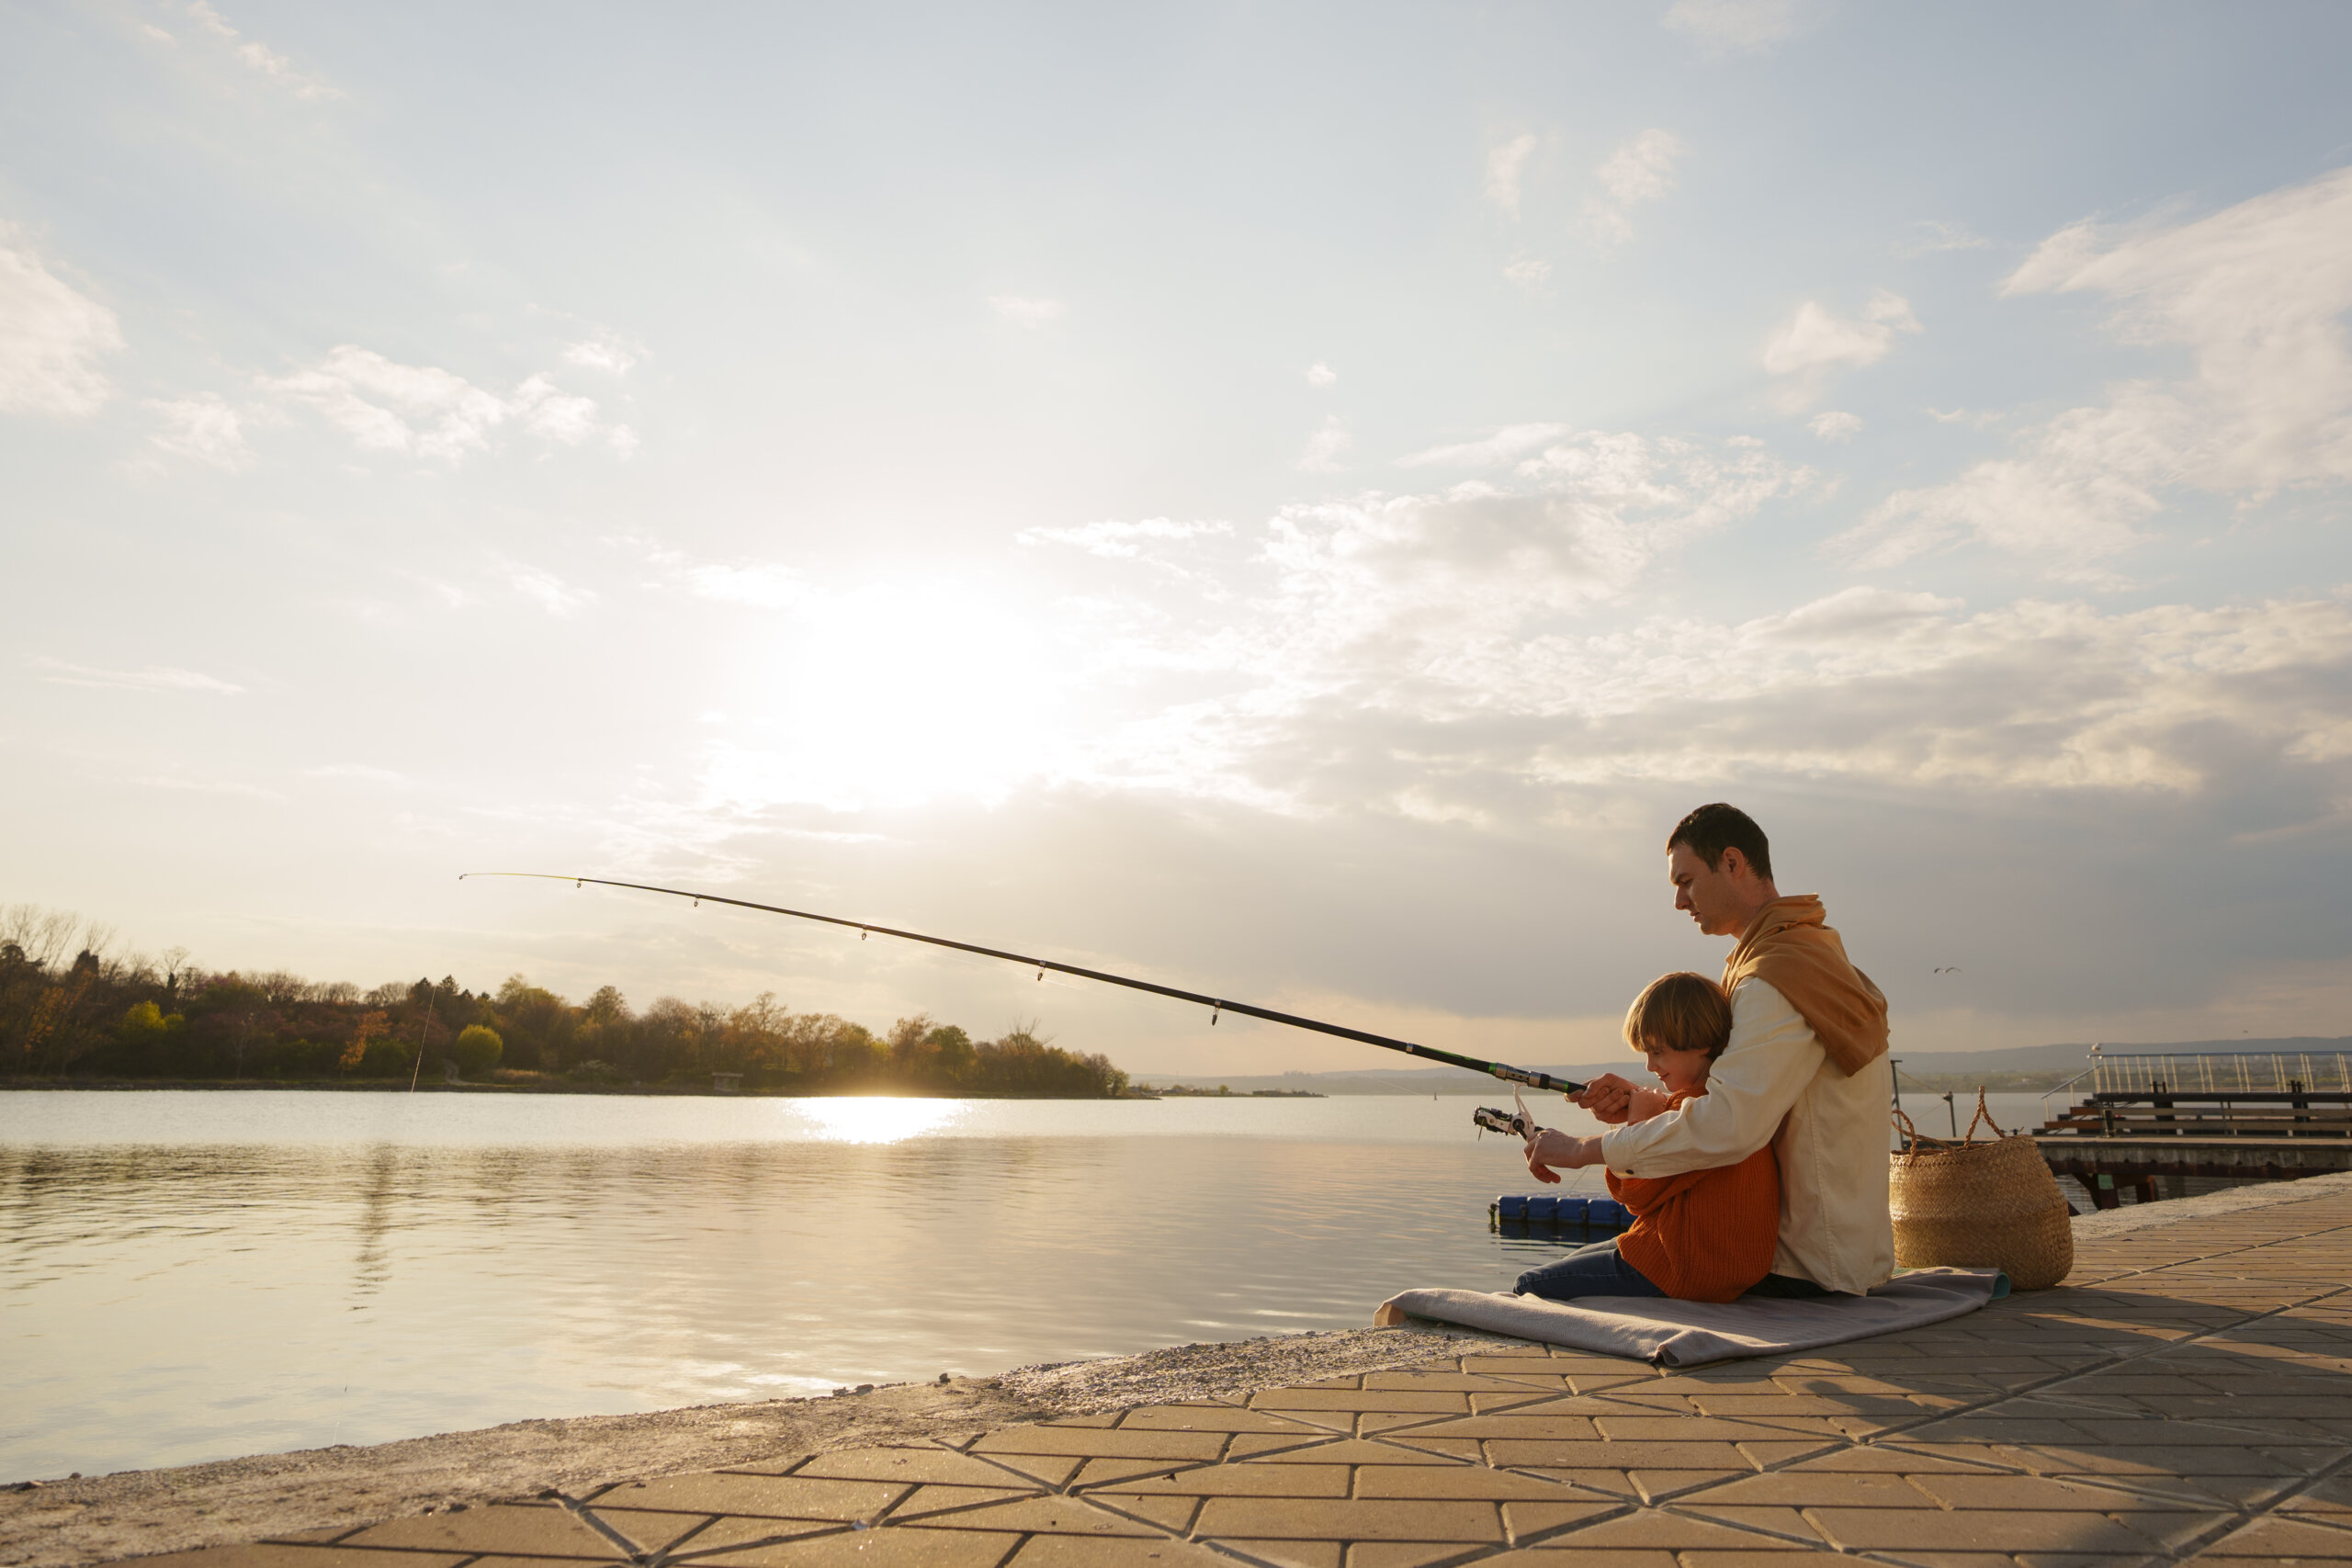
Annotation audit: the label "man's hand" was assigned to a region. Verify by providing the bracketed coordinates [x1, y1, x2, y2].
[1575, 1073, 1639, 1124]
[1524, 1128, 1602, 1184]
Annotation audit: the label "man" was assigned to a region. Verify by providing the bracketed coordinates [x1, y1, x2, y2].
[1523, 803, 1894, 1297]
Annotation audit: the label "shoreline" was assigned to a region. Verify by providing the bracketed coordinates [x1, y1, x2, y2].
[11, 1171, 2349, 1568]
[0, 1327, 1486, 1568]
[0, 1079, 1157, 1100]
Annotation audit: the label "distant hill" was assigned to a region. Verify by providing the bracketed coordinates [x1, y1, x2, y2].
[1131, 1035, 2352, 1097]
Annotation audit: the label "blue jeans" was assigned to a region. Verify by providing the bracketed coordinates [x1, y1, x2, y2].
[1514, 1238, 1666, 1302]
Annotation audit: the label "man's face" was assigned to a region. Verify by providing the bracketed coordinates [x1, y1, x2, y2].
[1668, 841, 1746, 937]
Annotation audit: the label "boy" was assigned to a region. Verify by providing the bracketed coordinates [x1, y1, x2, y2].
[1512, 972, 1781, 1303]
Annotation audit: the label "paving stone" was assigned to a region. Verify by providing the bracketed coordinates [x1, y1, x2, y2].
[582, 1506, 726, 1552]
[1245, 1389, 1480, 1415]
[1358, 1371, 1572, 1393]
[590, 1473, 907, 1522]
[1778, 1447, 2017, 1476]
[1905, 1472, 2217, 1512]
[1624, 1470, 1757, 1504]
[886, 1484, 1042, 1520]
[1675, 1472, 1938, 1507]
[1587, 1416, 1848, 1443]
[2186, 1513, 2352, 1562]
[1516, 1466, 1645, 1500]
[1674, 1505, 1831, 1544]
[1229, 1431, 1334, 1460]
[1118, 1404, 1325, 1433]
[1094, 1495, 1198, 1532]
[1501, 1498, 1627, 1540]
[1353, 1467, 1592, 1501]
[1985, 1440, 2346, 1507]
[662, 1517, 840, 1558]
[971, 1427, 1227, 1461]
[894, 1495, 1165, 1537]
[345, 1504, 628, 1557]
[785, 1448, 1043, 1488]
[1097, 1464, 1350, 1499]
[685, 1529, 1020, 1568]
[1240, 1438, 1459, 1467]
[2283, 1473, 2352, 1515]
[1069, 1457, 1199, 1487]
[1213, 1541, 1340, 1568]
[1511, 1510, 1819, 1551]
[1192, 1496, 1505, 1543]
[117, 1551, 470, 1568]
[1348, 1544, 1495, 1568]
[1483, 1438, 1784, 1473]
[967, 1451, 1082, 1487]
[1466, 1550, 1679, 1568]
[1804, 1506, 2186, 1554]
[1007, 1537, 1230, 1567]
[1378, 1413, 1601, 1442]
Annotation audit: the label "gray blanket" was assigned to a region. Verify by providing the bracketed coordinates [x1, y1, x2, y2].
[1375, 1268, 2004, 1367]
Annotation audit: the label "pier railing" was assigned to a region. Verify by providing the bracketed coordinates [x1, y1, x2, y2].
[2033, 1050, 2352, 1144]
[2087, 1051, 2352, 1098]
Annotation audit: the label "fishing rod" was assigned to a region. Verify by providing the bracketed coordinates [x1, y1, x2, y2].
[458, 872, 1587, 1097]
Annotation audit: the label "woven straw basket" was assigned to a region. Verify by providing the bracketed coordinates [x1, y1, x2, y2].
[1890, 1092, 2074, 1290]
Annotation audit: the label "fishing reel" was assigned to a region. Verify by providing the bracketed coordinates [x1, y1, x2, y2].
[1473, 1104, 1542, 1141]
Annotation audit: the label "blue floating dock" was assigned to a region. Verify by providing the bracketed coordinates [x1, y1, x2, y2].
[1491, 1194, 1626, 1229]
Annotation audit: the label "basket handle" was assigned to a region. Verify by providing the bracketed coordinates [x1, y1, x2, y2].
[1962, 1088, 2006, 1144]
[1890, 1103, 1946, 1165]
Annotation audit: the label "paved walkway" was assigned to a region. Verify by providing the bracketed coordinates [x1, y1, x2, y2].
[125, 1187, 2352, 1568]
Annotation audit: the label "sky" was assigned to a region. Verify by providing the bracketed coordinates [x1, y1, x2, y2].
[4, 0, 2350, 1075]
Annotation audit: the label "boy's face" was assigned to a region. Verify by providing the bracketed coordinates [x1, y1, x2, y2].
[1643, 1043, 1712, 1097]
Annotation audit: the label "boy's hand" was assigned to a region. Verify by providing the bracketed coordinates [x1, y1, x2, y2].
[1574, 1073, 1638, 1123]
[1525, 1128, 1601, 1183]
[1625, 1086, 1672, 1123]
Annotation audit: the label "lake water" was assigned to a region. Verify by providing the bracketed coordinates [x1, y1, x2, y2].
[0, 1087, 2060, 1482]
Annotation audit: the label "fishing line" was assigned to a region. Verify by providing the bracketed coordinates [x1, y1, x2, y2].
[460, 871, 1587, 1096]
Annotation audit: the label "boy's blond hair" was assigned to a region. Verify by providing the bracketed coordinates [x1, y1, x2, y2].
[1623, 972, 1734, 1060]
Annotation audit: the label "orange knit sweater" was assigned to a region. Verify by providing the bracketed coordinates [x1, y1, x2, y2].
[1608, 1087, 1781, 1303]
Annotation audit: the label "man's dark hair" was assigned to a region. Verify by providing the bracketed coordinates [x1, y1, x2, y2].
[1667, 803, 1773, 882]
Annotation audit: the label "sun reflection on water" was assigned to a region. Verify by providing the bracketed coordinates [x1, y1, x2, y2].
[795, 1097, 966, 1145]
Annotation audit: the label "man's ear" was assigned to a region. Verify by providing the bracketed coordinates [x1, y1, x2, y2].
[1719, 845, 1748, 882]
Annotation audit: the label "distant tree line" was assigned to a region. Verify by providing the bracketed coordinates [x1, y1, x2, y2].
[0, 904, 1130, 1097]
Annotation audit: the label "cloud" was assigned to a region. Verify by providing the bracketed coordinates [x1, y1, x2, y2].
[1662, 0, 1816, 54]
[267, 345, 636, 462]
[989, 296, 1064, 327]
[1396, 423, 1574, 469]
[1809, 411, 1862, 443]
[180, 1, 338, 99]
[148, 394, 255, 469]
[1762, 290, 1919, 377]
[1840, 165, 2352, 577]
[1240, 433, 1816, 682]
[1485, 134, 1538, 219]
[505, 564, 596, 615]
[1586, 130, 1684, 244]
[1296, 415, 1352, 473]
[561, 335, 639, 375]
[1305, 363, 1338, 389]
[1502, 258, 1551, 288]
[1020, 517, 1232, 559]
[1894, 220, 1991, 258]
[675, 561, 810, 609]
[0, 233, 123, 417]
[35, 658, 243, 694]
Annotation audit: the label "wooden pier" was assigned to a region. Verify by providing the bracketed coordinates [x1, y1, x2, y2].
[2030, 1049, 2352, 1209]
